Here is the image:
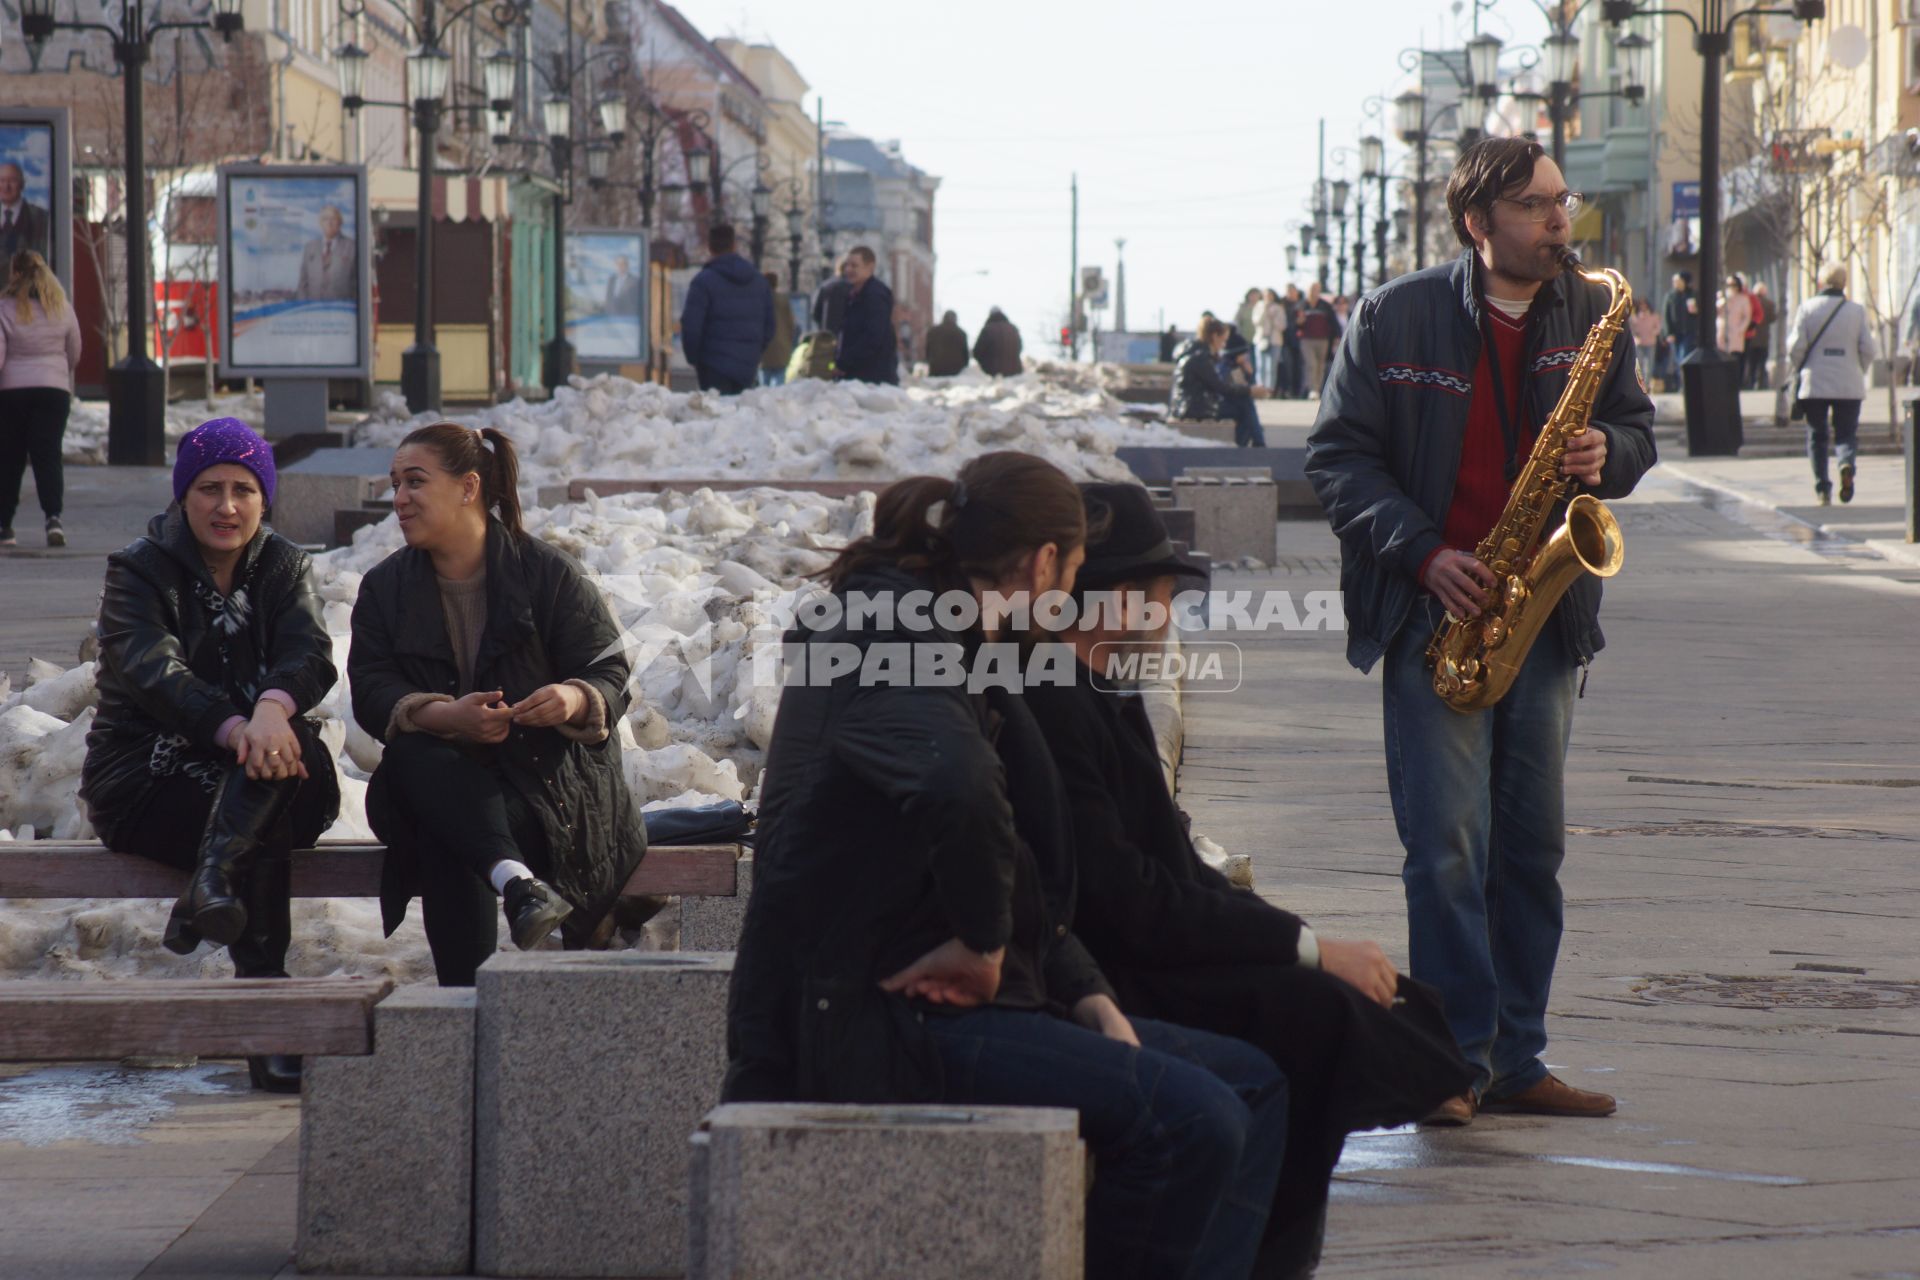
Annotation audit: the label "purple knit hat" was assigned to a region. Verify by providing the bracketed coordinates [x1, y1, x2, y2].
[173, 418, 277, 508]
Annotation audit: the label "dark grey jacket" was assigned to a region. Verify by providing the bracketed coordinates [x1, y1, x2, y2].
[348, 521, 646, 944]
[1305, 249, 1657, 672]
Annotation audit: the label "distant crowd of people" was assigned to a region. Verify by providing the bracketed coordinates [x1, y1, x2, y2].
[679, 225, 1027, 395]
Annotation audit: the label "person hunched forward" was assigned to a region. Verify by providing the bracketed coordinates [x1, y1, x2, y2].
[347, 423, 646, 987]
[723, 451, 1290, 1279]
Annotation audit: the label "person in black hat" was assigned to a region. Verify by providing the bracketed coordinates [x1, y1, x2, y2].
[1021, 481, 1475, 1277]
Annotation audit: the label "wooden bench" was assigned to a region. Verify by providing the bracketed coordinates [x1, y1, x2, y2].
[0, 840, 743, 899]
[0, 975, 395, 1061]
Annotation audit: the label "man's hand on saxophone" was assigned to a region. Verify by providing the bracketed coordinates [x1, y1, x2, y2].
[1560, 429, 1608, 486]
[1421, 548, 1497, 619]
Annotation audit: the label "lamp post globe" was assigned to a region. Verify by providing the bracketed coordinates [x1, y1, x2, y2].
[1468, 31, 1503, 99]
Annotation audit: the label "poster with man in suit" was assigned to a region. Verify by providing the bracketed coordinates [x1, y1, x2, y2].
[219, 166, 367, 374]
[0, 149, 54, 266]
[295, 204, 356, 300]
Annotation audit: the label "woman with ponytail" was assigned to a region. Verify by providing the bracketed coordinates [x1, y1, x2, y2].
[725, 450, 1288, 1279]
[0, 250, 82, 546]
[347, 423, 645, 986]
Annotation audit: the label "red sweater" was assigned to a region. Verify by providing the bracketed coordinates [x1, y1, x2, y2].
[1431, 303, 1534, 575]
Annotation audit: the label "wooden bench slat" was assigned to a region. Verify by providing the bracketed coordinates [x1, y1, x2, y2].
[0, 976, 394, 1060]
[0, 842, 740, 900]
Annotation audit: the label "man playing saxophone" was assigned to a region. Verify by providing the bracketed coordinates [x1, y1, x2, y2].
[1305, 138, 1656, 1125]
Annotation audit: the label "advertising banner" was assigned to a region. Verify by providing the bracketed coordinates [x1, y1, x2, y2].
[565, 229, 648, 364]
[217, 164, 371, 378]
[0, 107, 73, 296]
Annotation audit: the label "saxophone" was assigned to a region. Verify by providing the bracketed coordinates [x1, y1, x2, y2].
[1426, 248, 1630, 713]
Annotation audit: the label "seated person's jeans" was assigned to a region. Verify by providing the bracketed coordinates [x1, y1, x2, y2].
[925, 1007, 1288, 1280]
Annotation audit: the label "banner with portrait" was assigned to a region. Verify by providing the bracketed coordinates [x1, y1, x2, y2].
[565, 229, 649, 364]
[217, 163, 370, 378]
[0, 107, 73, 297]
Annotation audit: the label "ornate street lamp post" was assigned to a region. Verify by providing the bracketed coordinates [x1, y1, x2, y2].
[20, 0, 244, 462]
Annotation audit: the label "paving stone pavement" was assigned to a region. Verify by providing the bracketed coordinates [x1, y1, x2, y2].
[2, 440, 1918, 1278]
[1180, 466, 1920, 1278]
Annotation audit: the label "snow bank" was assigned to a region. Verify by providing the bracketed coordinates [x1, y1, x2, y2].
[0, 485, 862, 980]
[63, 393, 263, 465]
[353, 370, 1198, 488]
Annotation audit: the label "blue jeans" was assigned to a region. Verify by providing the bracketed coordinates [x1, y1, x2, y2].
[926, 1008, 1287, 1280]
[1381, 597, 1578, 1101]
[1230, 396, 1266, 448]
[1803, 398, 1861, 493]
[1255, 346, 1277, 390]
[759, 367, 786, 387]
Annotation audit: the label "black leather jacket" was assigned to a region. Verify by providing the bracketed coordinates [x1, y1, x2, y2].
[1169, 337, 1248, 421]
[723, 566, 1113, 1105]
[347, 520, 646, 944]
[81, 509, 339, 837]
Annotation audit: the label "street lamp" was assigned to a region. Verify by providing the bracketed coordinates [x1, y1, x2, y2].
[20, 0, 244, 463]
[483, 47, 515, 112]
[1394, 90, 1436, 271]
[784, 198, 806, 293]
[1298, 224, 1315, 256]
[1468, 32, 1505, 98]
[1605, 0, 1825, 454]
[1285, 243, 1299, 275]
[750, 179, 771, 266]
[1360, 132, 1391, 288]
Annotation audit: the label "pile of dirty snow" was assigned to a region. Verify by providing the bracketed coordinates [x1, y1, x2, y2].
[0, 484, 867, 981]
[352, 370, 1199, 489]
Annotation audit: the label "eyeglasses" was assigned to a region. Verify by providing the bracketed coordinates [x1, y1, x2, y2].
[1498, 191, 1583, 222]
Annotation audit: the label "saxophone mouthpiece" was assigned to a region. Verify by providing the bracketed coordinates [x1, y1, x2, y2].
[1552, 245, 1580, 271]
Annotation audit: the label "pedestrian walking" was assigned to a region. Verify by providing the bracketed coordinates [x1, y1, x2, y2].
[81, 418, 341, 1093]
[0, 250, 82, 547]
[1297, 281, 1338, 397]
[679, 223, 775, 395]
[1252, 287, 1284, 391]
[759, 273, 795, 387]
[1663, 271, 1697, 389]
[1159, 323, 1180, 362]
[1716, 273, 1752, 358]
[1233, 287, 1261, 358]
[972, 306, 1023, 376]
[1744, 281, 1772, 390]
[1629, 297, 1661, 390]
[1786, 263, 1878, 506]
[811, 259, 852, 334]
[1306, 137, 1656, 1126]
[925, 309, 969, 377]
[833, 245, 898, 385]
[1280, 284, 1306, 397]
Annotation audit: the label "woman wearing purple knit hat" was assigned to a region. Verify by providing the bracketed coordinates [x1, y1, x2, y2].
[80, 417, 340, 1092]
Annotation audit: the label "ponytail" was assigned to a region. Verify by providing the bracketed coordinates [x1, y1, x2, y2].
[399, 421, 526, 538]
[478, 426, 523, 537]
[824, 451, 1087, 593]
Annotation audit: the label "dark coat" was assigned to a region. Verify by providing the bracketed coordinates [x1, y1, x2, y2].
[811, 277, 851, 334]
[1169, 337, 1248, 422]
[972, 313, 1024, 377]
[681, 253, 776, 388]
[82, 509, 340, 842]
[836, 277, 899, 384]
[722, 566, 1111, 1106]
[1305, 248, 1657, 673]
[347, 521, 646, 944]
[925, 317, 970, 377]
[1021, 671, 1475, 1148]
[1663, 286, 1697, 344]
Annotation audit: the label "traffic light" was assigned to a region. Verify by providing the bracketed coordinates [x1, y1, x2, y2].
[1060, 326, 1072, 346]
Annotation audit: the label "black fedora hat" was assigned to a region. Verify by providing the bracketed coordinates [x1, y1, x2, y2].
[1077, 483, 1211, 592]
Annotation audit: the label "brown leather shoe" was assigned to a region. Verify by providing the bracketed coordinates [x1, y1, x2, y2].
[1418, 1091, 1477, 1127]
[1482, 1073, 1616, 1117]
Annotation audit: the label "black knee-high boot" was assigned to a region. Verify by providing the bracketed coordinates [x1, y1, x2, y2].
[170, 770, 299, 950]
[229, 842, 302, 1093]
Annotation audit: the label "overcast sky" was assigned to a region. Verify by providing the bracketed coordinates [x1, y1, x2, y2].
[671, 0, 1556, 354]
